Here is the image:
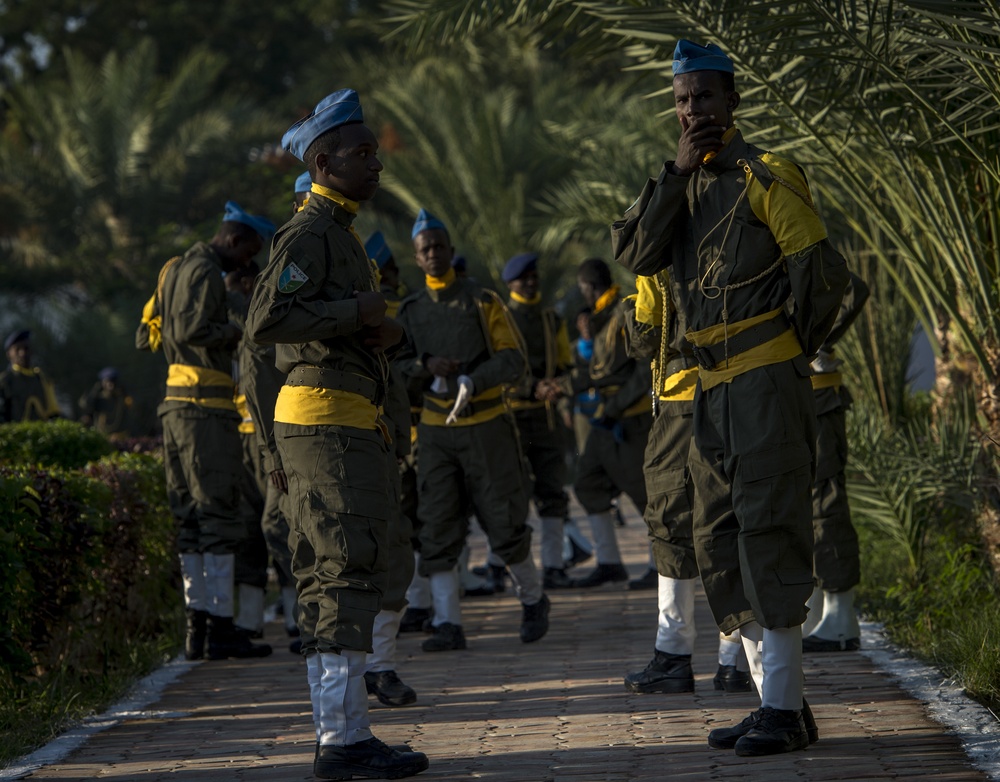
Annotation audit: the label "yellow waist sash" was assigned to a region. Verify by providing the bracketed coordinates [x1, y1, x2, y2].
[686, 308, 802, 391]
[810, 372, 842, 391]
[274, 385, 383, 430]
[659, 366, 698, 402]
[164, 364, 237, 411]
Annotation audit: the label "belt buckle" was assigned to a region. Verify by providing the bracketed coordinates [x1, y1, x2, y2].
[691, 345, 716, 372]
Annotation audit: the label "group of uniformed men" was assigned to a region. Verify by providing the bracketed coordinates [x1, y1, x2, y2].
[0, 37, 876, 781]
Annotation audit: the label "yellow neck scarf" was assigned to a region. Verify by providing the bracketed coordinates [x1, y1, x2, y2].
[310, 183, 359, 214]
[593, 285, 620, 315]
[510, 291, 542, 305]
[426, 268, 456, 291]
[12, 364, 37, 377]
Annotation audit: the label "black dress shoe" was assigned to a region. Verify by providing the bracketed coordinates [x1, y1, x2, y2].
[520, 595, 550, 643]
[543, 567, 573, 589]
[734, 706, 809, 756]
[421, 622, 467, 652]
[627, 567, 658, 591]
[624, 649, 694, 694]
[206, 616, 272, 660]
[713, 664, 752, 692]
[461, 584, 495, 598]
[398, 607, 432, 634]
[364, 670, 417, 707]
[570, 562, 628, 588]
[314, 737, 429, 780]
[802, 634, 860, 652]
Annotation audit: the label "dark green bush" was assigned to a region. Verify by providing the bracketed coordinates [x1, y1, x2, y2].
[0, 420, 114, 469]
[0, 451, 180, 761]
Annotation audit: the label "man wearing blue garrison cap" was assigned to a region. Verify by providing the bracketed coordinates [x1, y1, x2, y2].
[135, 199, 274, 665]
[394, 211, 551, 654]
[293, 171, 313, 213]
[499, 253, 577, 591]
[365, 230, 409, 318]
[612, 39, 848, 756]
[247, 89, 428, 780]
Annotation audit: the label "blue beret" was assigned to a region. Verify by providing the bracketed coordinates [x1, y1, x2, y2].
[98, 367, 119, 381]
[502, 252, 538, 283]
[294, 171, 313, 194]
[365, 231, 393, 269]
[451, 255, 467, 272]
[672, 40, 734, 76]
[4, 329, 29, 351]
[412, 208, 448, 240]
[222, 201, 276, 241]
[282, 89, 364, 162]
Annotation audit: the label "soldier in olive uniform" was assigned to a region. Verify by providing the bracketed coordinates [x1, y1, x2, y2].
[0, 330, 61, 422]
[245, 90, 428, 780]
[613, 41, 847, 755]
[500, 252, 576, 589]
[621, 274, 751, 695]
[394, 209, 550, 653]
[801, 272, 870, 652]
[136, 201, 274, 662]
[545, 258, 652, 588]
[79, 367, 133, 437]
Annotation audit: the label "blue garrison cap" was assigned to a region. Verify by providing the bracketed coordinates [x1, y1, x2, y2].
[4, 329, 29, 351]
[98, 367, 119, 382]
[294, 171, 313, 195]
[222, 201, 276, 241]
[502, 252, 539, 283]
[411, 208, 448, 240]
[451, 255, 467, 272]
[672, 40, 734, 76]
[282, 89, 364, 162]
[365, 231, 393, 269]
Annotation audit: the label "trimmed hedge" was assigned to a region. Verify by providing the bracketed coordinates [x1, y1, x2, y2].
[0, 423, 179, 760]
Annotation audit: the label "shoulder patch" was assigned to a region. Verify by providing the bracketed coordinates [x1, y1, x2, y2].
[278, 262, 309, 293]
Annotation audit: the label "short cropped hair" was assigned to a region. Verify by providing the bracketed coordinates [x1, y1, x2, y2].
[304, 128, 342, 178]
[577, 258, 613, 289]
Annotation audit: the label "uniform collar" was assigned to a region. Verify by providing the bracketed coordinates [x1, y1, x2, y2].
[704, 126, 748, 173]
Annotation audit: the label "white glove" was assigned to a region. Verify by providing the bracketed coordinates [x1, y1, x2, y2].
[810, 348, 842, 374]
[446, 375, 475, 425]
[430, 375, 448, 394]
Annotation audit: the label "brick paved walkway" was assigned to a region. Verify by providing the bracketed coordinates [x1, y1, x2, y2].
[17, 501, 991, 781]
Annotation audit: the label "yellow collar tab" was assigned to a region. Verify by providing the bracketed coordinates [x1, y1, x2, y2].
[426, 268, 456, 291]
[310, 183, 359, 214]
[510, 291, 542, 305]
[593, 285, 620, 315]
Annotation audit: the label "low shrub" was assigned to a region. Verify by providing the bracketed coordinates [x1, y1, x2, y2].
[0, 420, 113, 469]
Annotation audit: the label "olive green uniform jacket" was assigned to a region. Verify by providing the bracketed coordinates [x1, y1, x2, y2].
[395, 275, 532, 575]
[613, 128, 848, 631]
[140, 241, 244, 555]
[246, 191, 394, 654]
[0, 365, 60, 423]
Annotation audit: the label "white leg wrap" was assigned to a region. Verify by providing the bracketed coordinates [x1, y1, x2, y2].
[203, 552, 235, 618]
[801, 585, 824, 637]
[406, 553, 431, 608]
[366, 608, 402, 673]
[761, 626, 804, 711]
[235, 583, 265, 633]
[318, 650, 371, 746]
[306, 653, 322, 741]
[281, 586, 299, 633]
[506, 555, 544, 605]
[810, 588, 861, 642]
[540, 517, 565, 569]
[718, 631, 742, 667]
[430, 568, 462, 627]
[654, 576, 697, 655]
[179, 553, 206, 611]
[740, 620, 764, 699]
[587, 511, 622, 564]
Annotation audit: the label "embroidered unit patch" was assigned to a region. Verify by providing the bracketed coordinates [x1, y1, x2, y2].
[278, 262, 309, 293]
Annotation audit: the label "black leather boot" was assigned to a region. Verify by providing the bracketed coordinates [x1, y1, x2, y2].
[314, 737, 429, 779]
[520, 595, 550, 643]
[712, 664, 752, 692]
[733, 706, 809, 756]
[570, 563, 628, 588]
[624, 649, 694, 693]
[185, 608, 208, 661]
[364, 670, 417, 707]
[206, 615, 272, 659]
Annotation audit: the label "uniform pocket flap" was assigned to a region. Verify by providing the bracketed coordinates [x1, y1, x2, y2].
[776, 568, 815, 586]
[742, 443, 812, 483]
[308, 486, 390, 521]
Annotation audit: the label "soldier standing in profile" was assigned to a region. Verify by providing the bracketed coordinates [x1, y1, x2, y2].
[0, 330, 61, 422]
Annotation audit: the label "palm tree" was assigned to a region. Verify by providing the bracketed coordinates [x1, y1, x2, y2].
[1, 38, 277, 295]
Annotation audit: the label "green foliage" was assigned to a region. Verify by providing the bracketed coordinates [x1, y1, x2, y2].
[0, 420, 113, 469]
[0, 451, 179, 762]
